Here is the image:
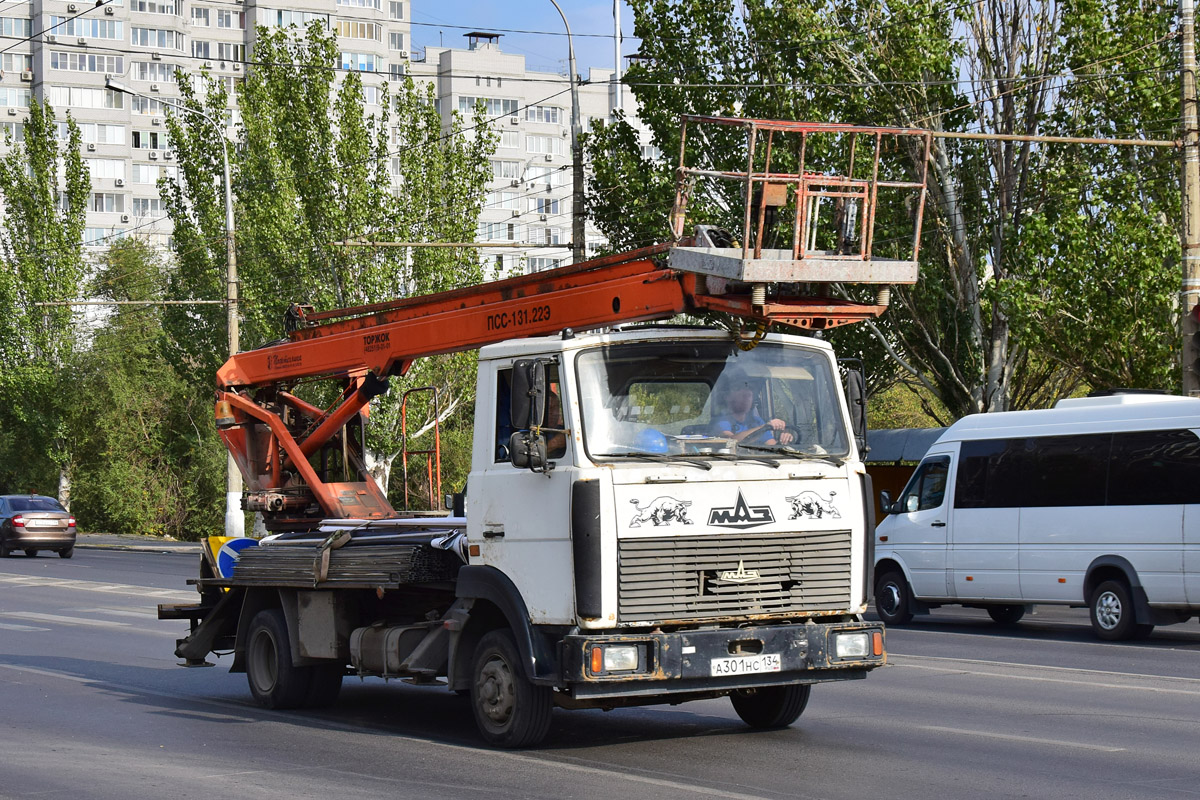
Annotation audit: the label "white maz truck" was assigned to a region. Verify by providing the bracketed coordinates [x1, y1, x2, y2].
[160, 117, 934, 746]
[874, 393, 1200, 640]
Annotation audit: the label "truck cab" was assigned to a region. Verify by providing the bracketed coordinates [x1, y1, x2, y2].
[457, 328, 883, 740]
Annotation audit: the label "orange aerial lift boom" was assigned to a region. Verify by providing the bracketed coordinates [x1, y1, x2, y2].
[213, 117, 932, 527]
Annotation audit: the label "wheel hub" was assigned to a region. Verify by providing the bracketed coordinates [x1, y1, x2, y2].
[478, 655, 515, 725]
[880, 584, 901, 616]
[1096, 591, 1122, 630]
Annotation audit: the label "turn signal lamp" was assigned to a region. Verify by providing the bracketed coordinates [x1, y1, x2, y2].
[68, 517, 77, 527]
[11, 514, 23, 527]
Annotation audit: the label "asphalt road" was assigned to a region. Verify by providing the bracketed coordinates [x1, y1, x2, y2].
[1, 547, 1198, 800]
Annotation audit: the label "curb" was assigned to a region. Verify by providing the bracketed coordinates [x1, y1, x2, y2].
[75, 541, 202, 554]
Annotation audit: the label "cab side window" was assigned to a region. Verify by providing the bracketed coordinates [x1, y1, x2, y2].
[900, 456, 950, 512]
[494, 366, 567, 464]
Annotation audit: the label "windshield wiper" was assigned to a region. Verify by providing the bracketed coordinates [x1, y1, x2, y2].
[739, 443, 845, 467]
[701, 449, 780, 468]
[594, 453, 712, 471]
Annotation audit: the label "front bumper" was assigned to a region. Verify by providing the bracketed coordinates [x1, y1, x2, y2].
[561, 620, 885, 699]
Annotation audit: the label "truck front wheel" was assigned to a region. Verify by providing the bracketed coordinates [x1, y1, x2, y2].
[246, 609, 314, 709]
[470, 628, 552, 748]
[730, 684, 811, 728]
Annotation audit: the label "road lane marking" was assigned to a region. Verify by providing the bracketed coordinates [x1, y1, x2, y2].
[917, 724, 1125, 752]
[0, 573, 193, 601]
[0, 664, 93, 683]
[2, 612, 131, 629]
[891, 654, 1200, 696]
[0, 622, 50, 632]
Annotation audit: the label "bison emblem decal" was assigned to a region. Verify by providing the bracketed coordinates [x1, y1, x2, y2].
[629, 496, 694, 527]
[785, 490, 840, 520]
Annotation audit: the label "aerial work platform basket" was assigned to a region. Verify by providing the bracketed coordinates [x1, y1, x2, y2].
[667, 115, 933, 287]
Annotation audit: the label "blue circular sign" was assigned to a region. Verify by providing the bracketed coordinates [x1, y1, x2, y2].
[216, 537, 258, 579]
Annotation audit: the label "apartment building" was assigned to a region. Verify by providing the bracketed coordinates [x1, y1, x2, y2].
[411, 31, 644, 274]
[1, 0, 409, 247]
[2, 6, 649, 273]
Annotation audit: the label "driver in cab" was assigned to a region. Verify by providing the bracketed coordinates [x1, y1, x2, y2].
[713, 370, 794, 446]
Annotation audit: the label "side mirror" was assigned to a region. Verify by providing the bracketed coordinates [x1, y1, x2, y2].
[879, 490, 893, 515]
[509, 431, 551, 472]
[845, 367, 868, 454]
[510, 359, 547, 430]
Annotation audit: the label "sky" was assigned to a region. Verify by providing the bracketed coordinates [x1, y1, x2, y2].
[408, 0, 641, 79]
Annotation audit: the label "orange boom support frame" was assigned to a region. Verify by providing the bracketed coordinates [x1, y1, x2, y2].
[214, 117, 932, 528]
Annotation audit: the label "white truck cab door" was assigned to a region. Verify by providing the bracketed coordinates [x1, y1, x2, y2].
[469, 362, 577, 625]
[884, 454, 952, 599]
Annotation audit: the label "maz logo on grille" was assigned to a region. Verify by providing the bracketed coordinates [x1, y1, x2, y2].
[708, 491, 775, 529]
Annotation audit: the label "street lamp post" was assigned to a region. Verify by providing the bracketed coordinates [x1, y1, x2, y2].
[548, 0, 585, 265]
[106, 78, 244, 537]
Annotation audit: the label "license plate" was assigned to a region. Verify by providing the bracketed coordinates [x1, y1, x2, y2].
[33, 520, 63, 528]
[710, 653, 782, 677]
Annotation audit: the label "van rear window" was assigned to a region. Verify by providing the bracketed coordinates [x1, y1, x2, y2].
[1108, 429, 1200, 505]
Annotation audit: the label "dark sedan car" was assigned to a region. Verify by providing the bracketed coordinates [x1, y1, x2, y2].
[0, 495, 76, 558]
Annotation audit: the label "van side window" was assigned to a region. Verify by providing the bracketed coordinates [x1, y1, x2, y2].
[900, 456, 949, 512]
[955, 434, 1109, 508]
[1109, 429, 1200, 505]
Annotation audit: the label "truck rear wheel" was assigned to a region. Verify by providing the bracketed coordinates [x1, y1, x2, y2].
[246, 609, 313, 709]
[730, 684, 811, 728]
[470, 628, 552, 748]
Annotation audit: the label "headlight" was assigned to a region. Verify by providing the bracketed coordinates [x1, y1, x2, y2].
[835, 632, 870, 659]
[602, 645, 639, 672]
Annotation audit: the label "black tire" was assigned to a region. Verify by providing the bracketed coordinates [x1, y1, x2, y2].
[23, 549, 37, 557]
[470, 628, 552, 748]
[246, 609, 312, 709]
[0, 542, 8, 558]
[875, 570, 914, 625]
[986, 605, 1025, 625]
[730, 684, 811, 729]
[1089, 579, 1153, 641]
[58, 547, 74, 559]
[303, 662, 344, 708]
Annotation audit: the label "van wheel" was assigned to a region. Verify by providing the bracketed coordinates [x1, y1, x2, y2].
[875, 570, 914, 625]
[1089, 580, 1153, 641]
[470, 628, 552, 748]
[730, 684, 811, 728]
[246, 609, 312, 709]
[23, 549, 38, 557]
[986, 605, 1025, 625]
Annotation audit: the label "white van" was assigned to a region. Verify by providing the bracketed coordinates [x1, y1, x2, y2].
[873, 394, 1200, 640]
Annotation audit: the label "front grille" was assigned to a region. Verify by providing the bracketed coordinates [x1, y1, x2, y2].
[617, 530, 852, 624]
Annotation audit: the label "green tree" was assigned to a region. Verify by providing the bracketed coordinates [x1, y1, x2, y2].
[588, 0, 1179, 421]
[0, 98, 89, 501]
[69, 238, 225, 537]
[162, 22, 495, 506]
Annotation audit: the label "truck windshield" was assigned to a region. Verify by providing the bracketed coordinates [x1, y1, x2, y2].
[576, 340, 850, 460]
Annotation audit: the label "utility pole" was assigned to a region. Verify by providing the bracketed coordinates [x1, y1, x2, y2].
[549, 0, 586, 265]
[1183, 0, 1200, 395]
[613, 0, 622, 114]
[107, 77, 243, 534]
